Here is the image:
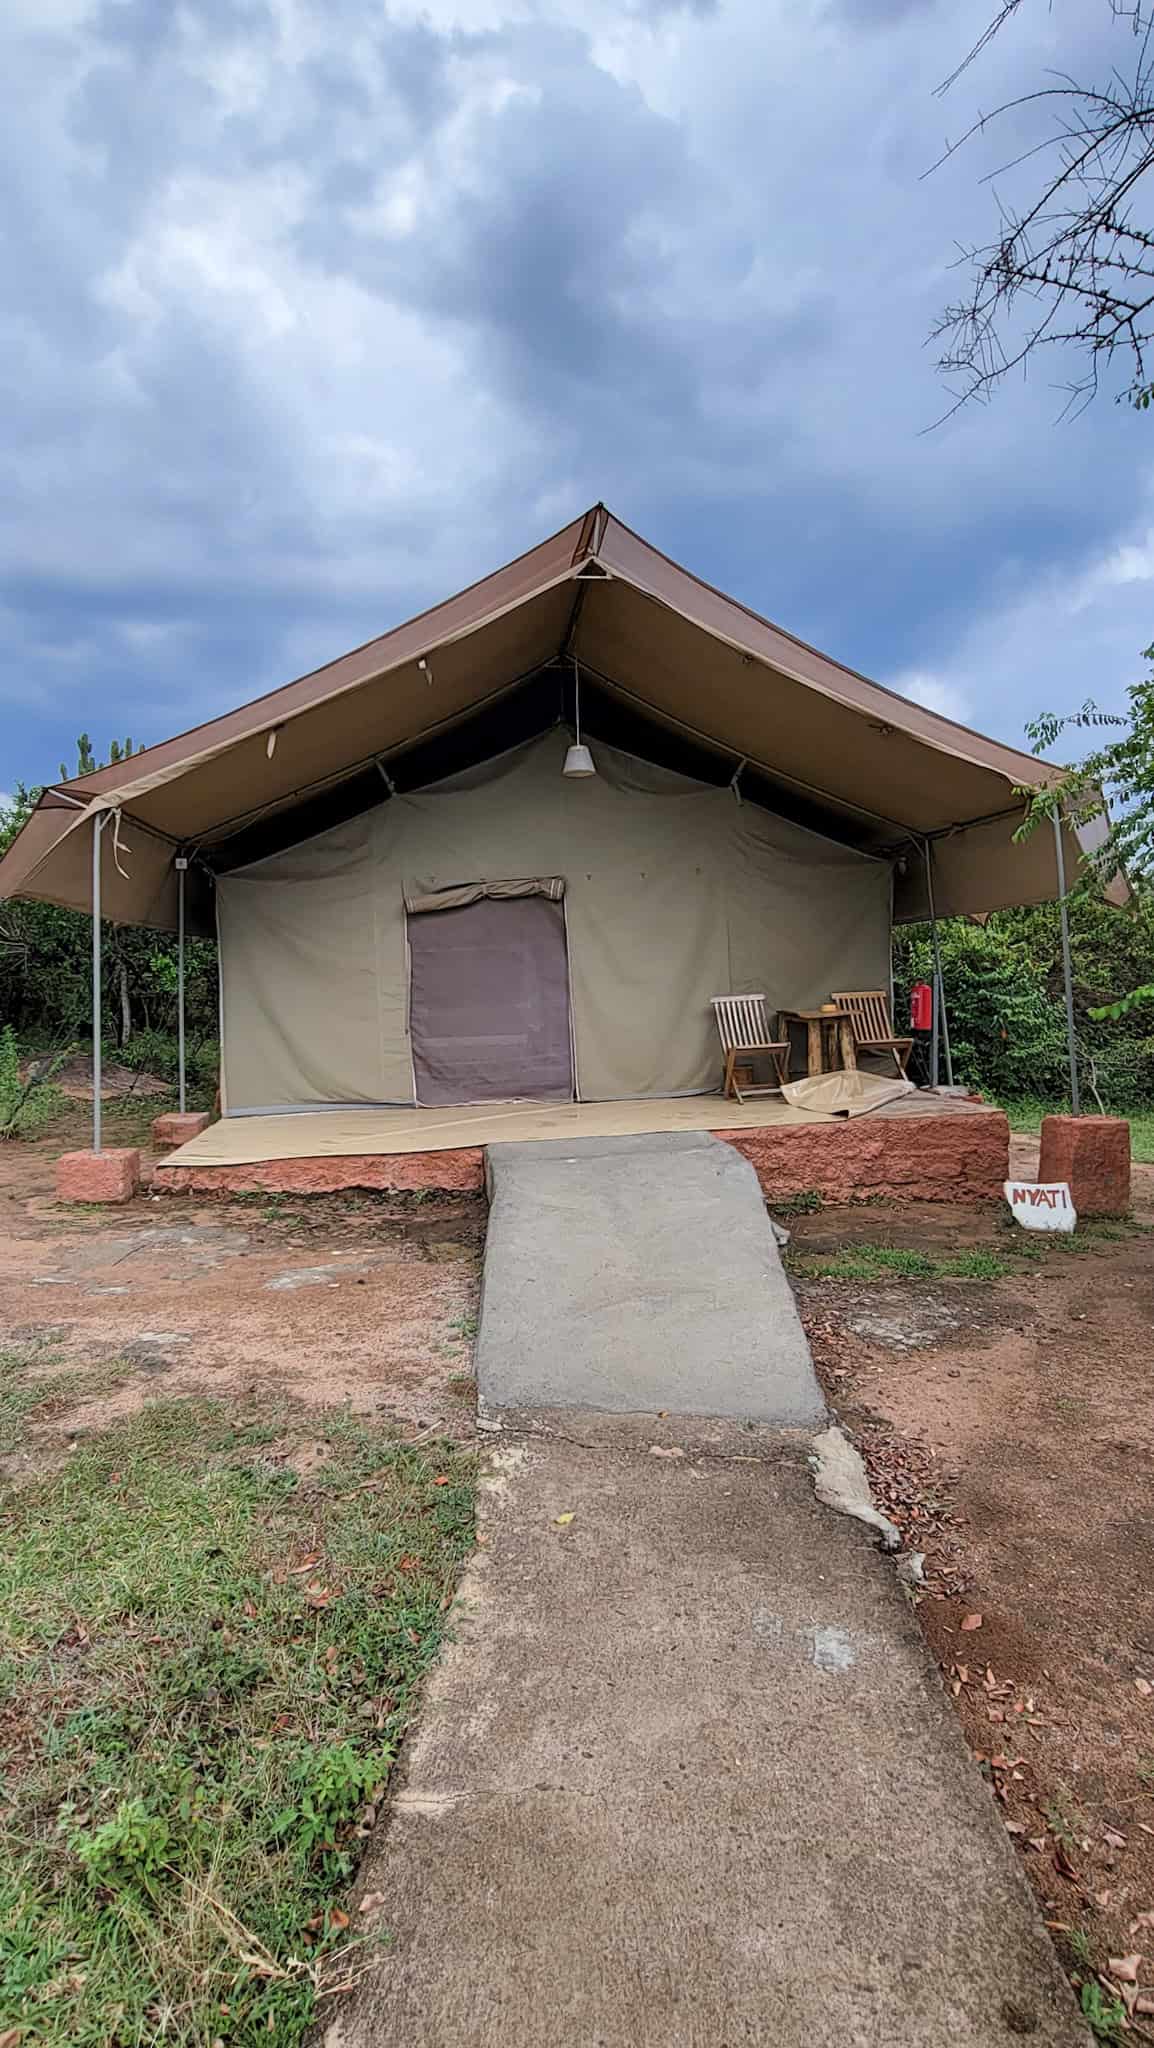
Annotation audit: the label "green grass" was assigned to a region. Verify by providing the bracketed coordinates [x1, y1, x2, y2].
[767, 1188, 824, 1217]
[0, 1346, 94, 1458]
[791, 1243, 1012, 1282]
[0, 1394, 474, 2046]
[999, 1096, 1154, 1163]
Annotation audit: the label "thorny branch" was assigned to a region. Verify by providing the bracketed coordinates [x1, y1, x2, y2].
[931, 2, 1154, 414]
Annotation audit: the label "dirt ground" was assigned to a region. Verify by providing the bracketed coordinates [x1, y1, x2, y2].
[0, 1103, 485, 1478]
[4, 1107, 1152, 2017]
[793, 1134, 1154, 2025]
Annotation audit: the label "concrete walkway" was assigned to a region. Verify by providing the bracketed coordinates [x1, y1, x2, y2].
[328, 1417, 1085, 2047]
[327, 1134, 1084, 2047]
[475, 1132, 824, 1423]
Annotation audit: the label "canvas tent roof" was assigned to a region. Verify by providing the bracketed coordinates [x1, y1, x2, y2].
[0, 503, 1117, 934]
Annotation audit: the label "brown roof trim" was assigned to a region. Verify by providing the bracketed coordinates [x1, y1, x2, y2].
[595, 510, 1058, 792]
[47, 510, 593, 803]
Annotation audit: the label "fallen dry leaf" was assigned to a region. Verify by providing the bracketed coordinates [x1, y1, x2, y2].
[648, 1446, 685, 1459]
[1137, 1994, 1154, 2017]
[359, 1892, 386, 1916]
[304, 1582, 339, 1609]
[1107, 1956, 1143, 1983]
[329, 1908, 350, 1932]
[1136, 1677, 1153, 1698]
[433, 1476, 451, 1487]
[0, 2027, 24, 2048]
[288, 1553, 322, 1576]
[553, 1513, 575, 1527]
[960, 1613, 983, 1632]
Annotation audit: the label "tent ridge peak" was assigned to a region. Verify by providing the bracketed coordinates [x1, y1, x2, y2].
[0, 500, 1105, 930]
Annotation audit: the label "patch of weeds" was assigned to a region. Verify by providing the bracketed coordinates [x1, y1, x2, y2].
[1137, 1753, 1154, 1788]
[448, 1313, 478, 1342]
[768, 1189, 823, 1217]
[72, 1796, 173, 1896]
[269, 1743, 388, 1879]
[1080, 1981, 1128, 2043]
[791, 1244, 1011, 1283]
[1066, 1926, 1093, 1969]
[0, 1394, 475, 2045]
[1044, 1797, 1082, 1849]
[0, 1346, 89, 1458]
[942, 1249, 1009, 1278]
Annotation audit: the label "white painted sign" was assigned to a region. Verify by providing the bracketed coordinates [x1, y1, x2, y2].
[1002, 1180, 1077, 1233]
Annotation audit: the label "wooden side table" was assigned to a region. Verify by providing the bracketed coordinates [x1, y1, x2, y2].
[778, 1008, 857, 1079]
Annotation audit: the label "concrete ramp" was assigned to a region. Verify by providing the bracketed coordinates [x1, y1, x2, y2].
[475, 1131, 824, 1424]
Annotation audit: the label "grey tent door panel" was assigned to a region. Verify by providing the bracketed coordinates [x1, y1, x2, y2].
[407, 895, 575, 1106]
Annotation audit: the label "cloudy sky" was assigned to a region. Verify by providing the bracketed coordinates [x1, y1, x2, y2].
[3, 0, 1153, 792]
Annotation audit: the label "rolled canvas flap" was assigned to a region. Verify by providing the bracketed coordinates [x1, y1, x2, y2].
[404, 876, 565, 914]
[781, 1071, 913, 1119]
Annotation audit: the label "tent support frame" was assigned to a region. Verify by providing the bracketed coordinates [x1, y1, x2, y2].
[91, 812, 108, 1153]
[1052, 811, 1081, 1115]
[176, 857, 189, 1114]
[922, 839, 954, 1089]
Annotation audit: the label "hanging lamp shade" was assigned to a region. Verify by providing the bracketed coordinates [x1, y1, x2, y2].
[563, 660, 597, 778]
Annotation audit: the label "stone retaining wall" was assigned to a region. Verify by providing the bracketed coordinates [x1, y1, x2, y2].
[154, 1108, 1009, 1206]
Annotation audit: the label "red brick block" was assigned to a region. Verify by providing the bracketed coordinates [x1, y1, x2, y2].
[1038, 1114, 1130, 1217]
[718, 1108, 1009, 1206]
[151, 1111, 212, 1151]
[56, 1148, 141, 1204]
[154, 1147, 486, 1198]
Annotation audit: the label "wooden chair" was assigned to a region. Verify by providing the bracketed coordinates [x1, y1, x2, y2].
[830, 990, 913, 1079]
[711, 995, 791, 1103]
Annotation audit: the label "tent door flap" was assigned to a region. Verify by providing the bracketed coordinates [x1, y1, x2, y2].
[407, 894, 575, 1106]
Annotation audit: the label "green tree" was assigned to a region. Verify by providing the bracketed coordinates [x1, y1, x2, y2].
[0, 773, 218, 1078]
[60, 733, 136, 780]
[893, 892, 1154, 1107]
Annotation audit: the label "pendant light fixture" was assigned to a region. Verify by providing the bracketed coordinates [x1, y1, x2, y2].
[563, 658, 596, 778]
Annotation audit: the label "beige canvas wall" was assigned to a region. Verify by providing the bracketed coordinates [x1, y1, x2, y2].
[216, 733, 892, 1111]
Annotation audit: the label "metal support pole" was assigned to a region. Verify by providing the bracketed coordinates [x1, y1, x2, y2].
[1052, 810, 1081, 1115]
[922, 840, 954, 1089]
[176, 858, 188, 1115]
[91, 812, 105, 1154]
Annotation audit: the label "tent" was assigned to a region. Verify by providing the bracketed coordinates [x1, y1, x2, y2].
[0, 504, 1112, 1115]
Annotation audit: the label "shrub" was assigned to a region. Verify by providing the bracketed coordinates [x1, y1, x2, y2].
[0, 1026, 67, 1139]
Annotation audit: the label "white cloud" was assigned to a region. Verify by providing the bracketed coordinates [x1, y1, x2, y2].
[1, 0, 1150, 783]
[893, 670, 974, 725]
[887, 499, 1154, 754]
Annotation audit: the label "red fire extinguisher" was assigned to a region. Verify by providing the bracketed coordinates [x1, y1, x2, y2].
[910, 981, 933, 1033]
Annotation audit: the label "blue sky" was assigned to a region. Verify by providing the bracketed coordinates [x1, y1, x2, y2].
[3, 0, 1154, 794]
